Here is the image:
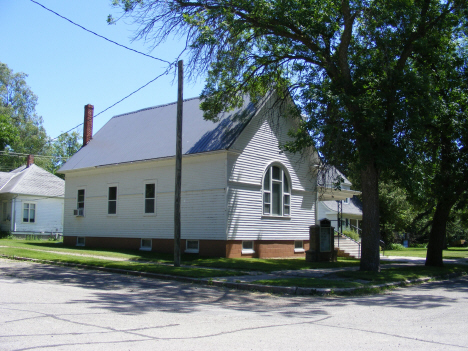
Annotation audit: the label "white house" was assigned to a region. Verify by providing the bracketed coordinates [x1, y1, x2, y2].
[0, 156, 65, 238]
[59, 93, 356, 258]
[317, 168, 363, 235]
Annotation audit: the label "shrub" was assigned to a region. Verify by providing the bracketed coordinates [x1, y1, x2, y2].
[389, 243, 406, 251]
[342, 229, 360, 242]
[410, 243, 427, 248]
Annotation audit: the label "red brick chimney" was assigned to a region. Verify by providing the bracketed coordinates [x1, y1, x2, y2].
[26, 154, 34, 168]
[83, 104, 94, 146]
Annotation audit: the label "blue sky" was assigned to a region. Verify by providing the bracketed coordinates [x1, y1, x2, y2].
[1, 0, 205, 140]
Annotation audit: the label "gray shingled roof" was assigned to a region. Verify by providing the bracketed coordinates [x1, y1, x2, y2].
[59, 96, 258, 172]
[322, 196, 363, 216]
[0, 165, 64, 197]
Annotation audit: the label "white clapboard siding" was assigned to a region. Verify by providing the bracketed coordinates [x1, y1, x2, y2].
[63, 152, 227, 240]
[13, 195, 64, 233]
[226, 98, 318, 241]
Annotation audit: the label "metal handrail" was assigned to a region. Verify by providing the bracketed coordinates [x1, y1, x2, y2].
[349, 224, 362, 235]
[380, 240, 385, 256]
[334, 229, 361, 258]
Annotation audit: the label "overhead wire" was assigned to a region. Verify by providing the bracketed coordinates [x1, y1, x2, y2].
[29, 0, 172, 65]
[48, 67, 173, 142]
[27, 0, 178, 142]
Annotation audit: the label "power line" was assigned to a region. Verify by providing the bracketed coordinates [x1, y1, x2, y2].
[0, 151, 62, 160]
[29, 0, 173, 65]
[49, 69, 171, 142]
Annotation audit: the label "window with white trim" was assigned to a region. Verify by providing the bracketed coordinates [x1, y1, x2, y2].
[140, 238, 152, 251]
[242, 240, 255, 254]
[144, 183, 156, 214]
[108, 186, 117, 214]
[185, 240, 199, 253]
[263, 164, 291, 216]
[294, 240, 304, 252]
[23, 203, 36, 223]
[76, 237, 85, 246]
[77, 189, 85, 210]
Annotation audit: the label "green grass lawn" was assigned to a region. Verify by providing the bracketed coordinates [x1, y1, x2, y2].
[384, 247, 468, 259]
[0, 239, 359, 276]
[2, 238, 467, 291]
[253, 265, 468, 290]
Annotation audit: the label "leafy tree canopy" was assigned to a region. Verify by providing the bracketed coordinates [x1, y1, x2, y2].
[112, 0, 467, 271]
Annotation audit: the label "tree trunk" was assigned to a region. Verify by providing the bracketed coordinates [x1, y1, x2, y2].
[425, 200, 454, 267]
[359, 163, 381, 272]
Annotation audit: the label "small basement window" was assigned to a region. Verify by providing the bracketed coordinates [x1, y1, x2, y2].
[294, 240, 304, 253]
[185, 240, 199, 254]
[242, 240, 255, 254]
[76, 237, 85, 247]
[140, 238, 152, 251]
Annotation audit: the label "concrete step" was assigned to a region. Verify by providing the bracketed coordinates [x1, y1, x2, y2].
[334, 235, 361, 259]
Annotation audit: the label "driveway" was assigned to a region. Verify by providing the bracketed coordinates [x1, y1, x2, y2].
[1, 258, 467, 350]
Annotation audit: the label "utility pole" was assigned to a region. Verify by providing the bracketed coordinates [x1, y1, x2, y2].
[174, 60, 183, 267]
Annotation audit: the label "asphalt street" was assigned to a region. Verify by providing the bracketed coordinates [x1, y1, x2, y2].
[1, 258, 468, 351]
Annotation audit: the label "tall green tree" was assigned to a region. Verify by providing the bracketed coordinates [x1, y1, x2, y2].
[112, 0, 467, 271]
[401, 42, 468, 266]
[47, 131, 82, 176]
[0, 62, 49, 170]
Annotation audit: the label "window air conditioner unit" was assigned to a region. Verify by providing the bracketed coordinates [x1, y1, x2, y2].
[73, 208, 84, 216]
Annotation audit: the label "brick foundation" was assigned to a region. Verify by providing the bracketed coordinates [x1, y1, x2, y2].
[63, 236, 309, 258]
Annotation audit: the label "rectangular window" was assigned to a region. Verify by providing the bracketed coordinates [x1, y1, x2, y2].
[2, 201, 7, 221]
[140, 238, 152, 251]
[145, 183, 155, 214]
[76, 237, 85, 246]
[108, 186, 117, 214]
[23, 203, 36, 223]
[294, 240, 304, 252]
[77, 189, 85, 209]
[242, 240, 255, 254]
[185, 240, 199, 253]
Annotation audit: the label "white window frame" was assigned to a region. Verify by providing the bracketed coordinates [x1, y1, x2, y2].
[77, 188, 85, 216]
[107, 184, 118, 215]
[343, 198, 349, 204]
[22, 202, 36, 223]
[140, 238, 152, 251]
[294, 240, 305, 253]
[242, 240, 255, 254]
[143, 181, 157, 215]
[76, 237, 85, 246]
[262, 164, 291, 217]
[185, 240, 199, 254]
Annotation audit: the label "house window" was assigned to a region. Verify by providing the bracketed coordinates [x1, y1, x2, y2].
[242, 240, 255, 254]
[77, 189, 85, 209]
[2, 201, 7, 221]
[108, 186, 117, 214]
[76, 237, 85, 246]
[185, 240, 199, 253]
[145, 183, 156, 214]
[294, 240, 305, 253]
[23, 203, 36, 223]
[343, 198, 349, 204]
[140, 238, 152, 251]
[263, 164, 291, 216]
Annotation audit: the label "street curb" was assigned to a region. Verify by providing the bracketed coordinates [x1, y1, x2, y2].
[1, 254, 466, 296]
